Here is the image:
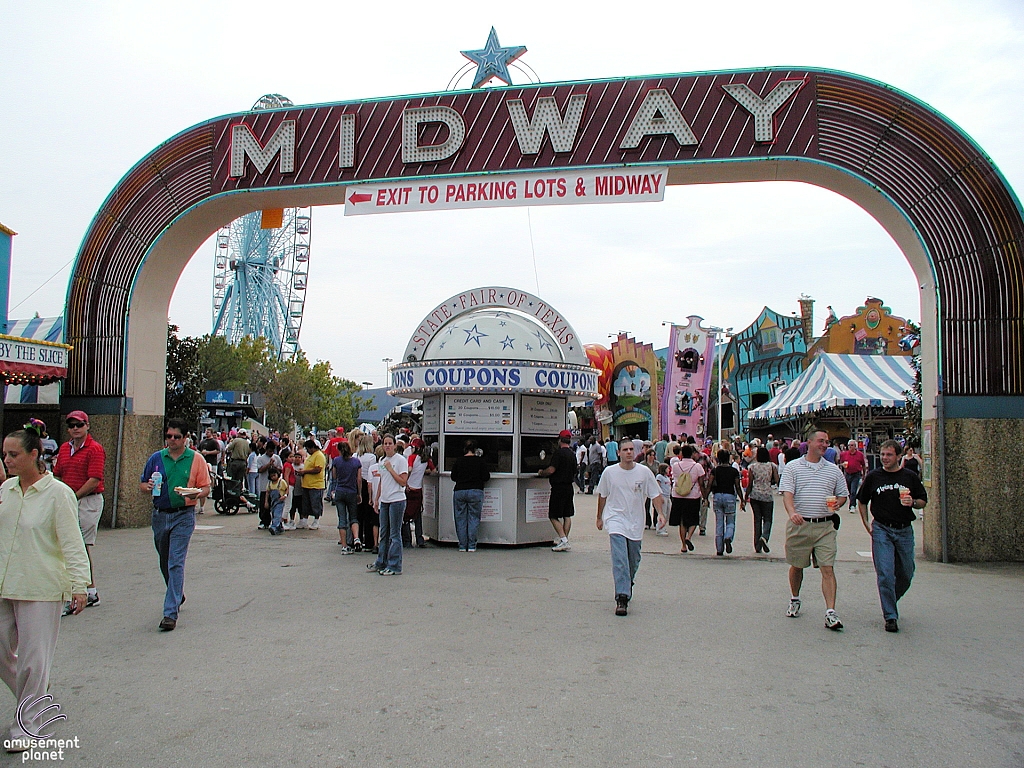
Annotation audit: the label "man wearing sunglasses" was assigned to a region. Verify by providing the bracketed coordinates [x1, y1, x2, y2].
[139, 419, 211, 632]
[52, 410, 106, 611]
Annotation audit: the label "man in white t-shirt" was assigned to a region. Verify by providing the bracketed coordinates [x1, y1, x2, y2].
[596, 438, 665, 617]
[575, 442, 588, 492]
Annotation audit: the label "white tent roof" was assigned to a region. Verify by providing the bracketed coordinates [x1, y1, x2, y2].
[749, 353, 915, 421]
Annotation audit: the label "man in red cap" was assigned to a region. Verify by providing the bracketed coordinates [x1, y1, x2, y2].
[538, 430, 578, 552]
[53, 410, 106, 609]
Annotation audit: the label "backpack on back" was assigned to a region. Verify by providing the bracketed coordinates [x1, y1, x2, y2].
[673, 466, 695, 496]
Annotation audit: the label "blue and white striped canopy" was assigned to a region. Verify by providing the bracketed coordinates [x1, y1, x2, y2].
[749, 353, 915, 421]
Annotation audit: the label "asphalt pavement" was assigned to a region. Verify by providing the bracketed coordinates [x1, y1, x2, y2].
[10, 493, 1023, 767]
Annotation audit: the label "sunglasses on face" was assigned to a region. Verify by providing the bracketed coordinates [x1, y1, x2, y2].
[164, 433, 183, 440]
[67, 422, 86, 428]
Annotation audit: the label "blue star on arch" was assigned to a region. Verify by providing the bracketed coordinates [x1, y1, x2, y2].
[461, 28, 527, 89]
[499, 335, 515, 350]
[532, 330, 554, 352]
[463, 324, 488, 346]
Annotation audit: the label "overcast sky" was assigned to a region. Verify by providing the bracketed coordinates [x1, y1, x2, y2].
[2, 0, 1022, 386]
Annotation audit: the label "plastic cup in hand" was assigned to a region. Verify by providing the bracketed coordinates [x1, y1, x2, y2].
[826, 495, 838, 512]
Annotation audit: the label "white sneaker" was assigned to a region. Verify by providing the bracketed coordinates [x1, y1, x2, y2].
[787, 598, 801, 618]
[824, 609, 844, 631]
[296, 519, 307, 529]
[552, 539, 569, 552]
[308, 519, 320, 530]
[283, 523, 296, 531]
[656, 530, 669, 536]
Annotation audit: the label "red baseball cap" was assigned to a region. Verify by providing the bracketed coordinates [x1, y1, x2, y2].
[66, 410, 89, 424]
[558, 429, 572, 439]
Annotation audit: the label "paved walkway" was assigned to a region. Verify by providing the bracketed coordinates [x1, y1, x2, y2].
[15, 494, 1023, 767]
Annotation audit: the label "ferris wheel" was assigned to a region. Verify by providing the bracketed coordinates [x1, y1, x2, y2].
[211, 94, 310, 361]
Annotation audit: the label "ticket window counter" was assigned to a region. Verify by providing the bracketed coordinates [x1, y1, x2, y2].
[420, 395, 572, 546]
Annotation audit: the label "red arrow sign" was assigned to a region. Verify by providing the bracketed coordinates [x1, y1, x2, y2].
[348, 192, 372, 204]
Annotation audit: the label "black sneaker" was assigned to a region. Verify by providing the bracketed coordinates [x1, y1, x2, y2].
[86, 593, 100, 607]
[724, 539, 733, 554]
[885, 619, 899, 633]
[614, 594, 629, 616]
[759, 537, 770, 553]
[353, 539, 363, 552]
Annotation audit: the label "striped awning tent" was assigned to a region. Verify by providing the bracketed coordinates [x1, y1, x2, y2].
[4, 316, 64, 405]
[749, 353, 915, 421]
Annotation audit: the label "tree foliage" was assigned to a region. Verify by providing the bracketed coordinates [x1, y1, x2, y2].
[165, 325, 203, 424]
[166, 324, 372, 432]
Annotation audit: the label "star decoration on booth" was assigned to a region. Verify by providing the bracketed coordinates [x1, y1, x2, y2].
[463, 324, 488, 346]
[500, 335, 516, 350]
[461, 28, 527, 89]
[532, 330, 554, 352]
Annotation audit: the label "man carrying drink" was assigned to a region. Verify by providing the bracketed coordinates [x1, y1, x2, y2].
[779, 428, 849, 631]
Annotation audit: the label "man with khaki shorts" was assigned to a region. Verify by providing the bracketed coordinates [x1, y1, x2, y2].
[779, 429, 848, 631]
[53, 410, 106, 610]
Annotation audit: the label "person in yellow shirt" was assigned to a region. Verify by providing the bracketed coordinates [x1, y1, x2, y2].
[294, 439, 327, 530]
[0, 424, 90, 751]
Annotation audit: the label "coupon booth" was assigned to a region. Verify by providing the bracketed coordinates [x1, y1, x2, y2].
[389, 287, 600, 545]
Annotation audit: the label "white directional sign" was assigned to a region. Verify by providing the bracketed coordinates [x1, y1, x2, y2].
[344, 167, 666, 216]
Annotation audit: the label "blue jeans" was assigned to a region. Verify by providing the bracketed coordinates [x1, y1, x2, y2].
[871, 522, 915, 620]
[453, 489, 484, 550]
[152, 508, 195, 620]
[713, 493, 737, 554]
[609, 534, 641, 599]
[334, 491, 359, 531]
[270, 499, 285, 530]
[246, 472, 258, 496]
[846, 474, 862, 507]
[374, 500, 405, 573]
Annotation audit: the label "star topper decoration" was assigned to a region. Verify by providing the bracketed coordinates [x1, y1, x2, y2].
[461, 27, 527, 89]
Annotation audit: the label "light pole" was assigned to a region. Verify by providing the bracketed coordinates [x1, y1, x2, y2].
[708, 327, 733, 443]
[382, 358, 393, 386]
[361, 381, 373, 390]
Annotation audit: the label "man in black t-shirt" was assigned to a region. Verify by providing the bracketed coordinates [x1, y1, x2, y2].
[857, 439, 927, 633]
[539, 430, 577, 552]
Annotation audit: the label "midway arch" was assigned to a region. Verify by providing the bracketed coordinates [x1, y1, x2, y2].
[66, 68, 1023, 560]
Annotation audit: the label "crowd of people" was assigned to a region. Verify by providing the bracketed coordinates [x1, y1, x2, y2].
[186, 425, 435, 569]
[0, 412, 926, 750]
[559, 430, 925, 626]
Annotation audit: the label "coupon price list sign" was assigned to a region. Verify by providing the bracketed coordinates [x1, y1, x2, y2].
[422, 396, 441, 433]
[445, 395, 513, 434]
[521, 395, 565, 435]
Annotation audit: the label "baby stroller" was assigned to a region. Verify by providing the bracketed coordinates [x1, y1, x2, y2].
[211, 467, 258, 515]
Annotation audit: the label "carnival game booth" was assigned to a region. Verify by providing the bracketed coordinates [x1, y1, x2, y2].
[389, 288, 600, 545]
[748, 353, 915, 459]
